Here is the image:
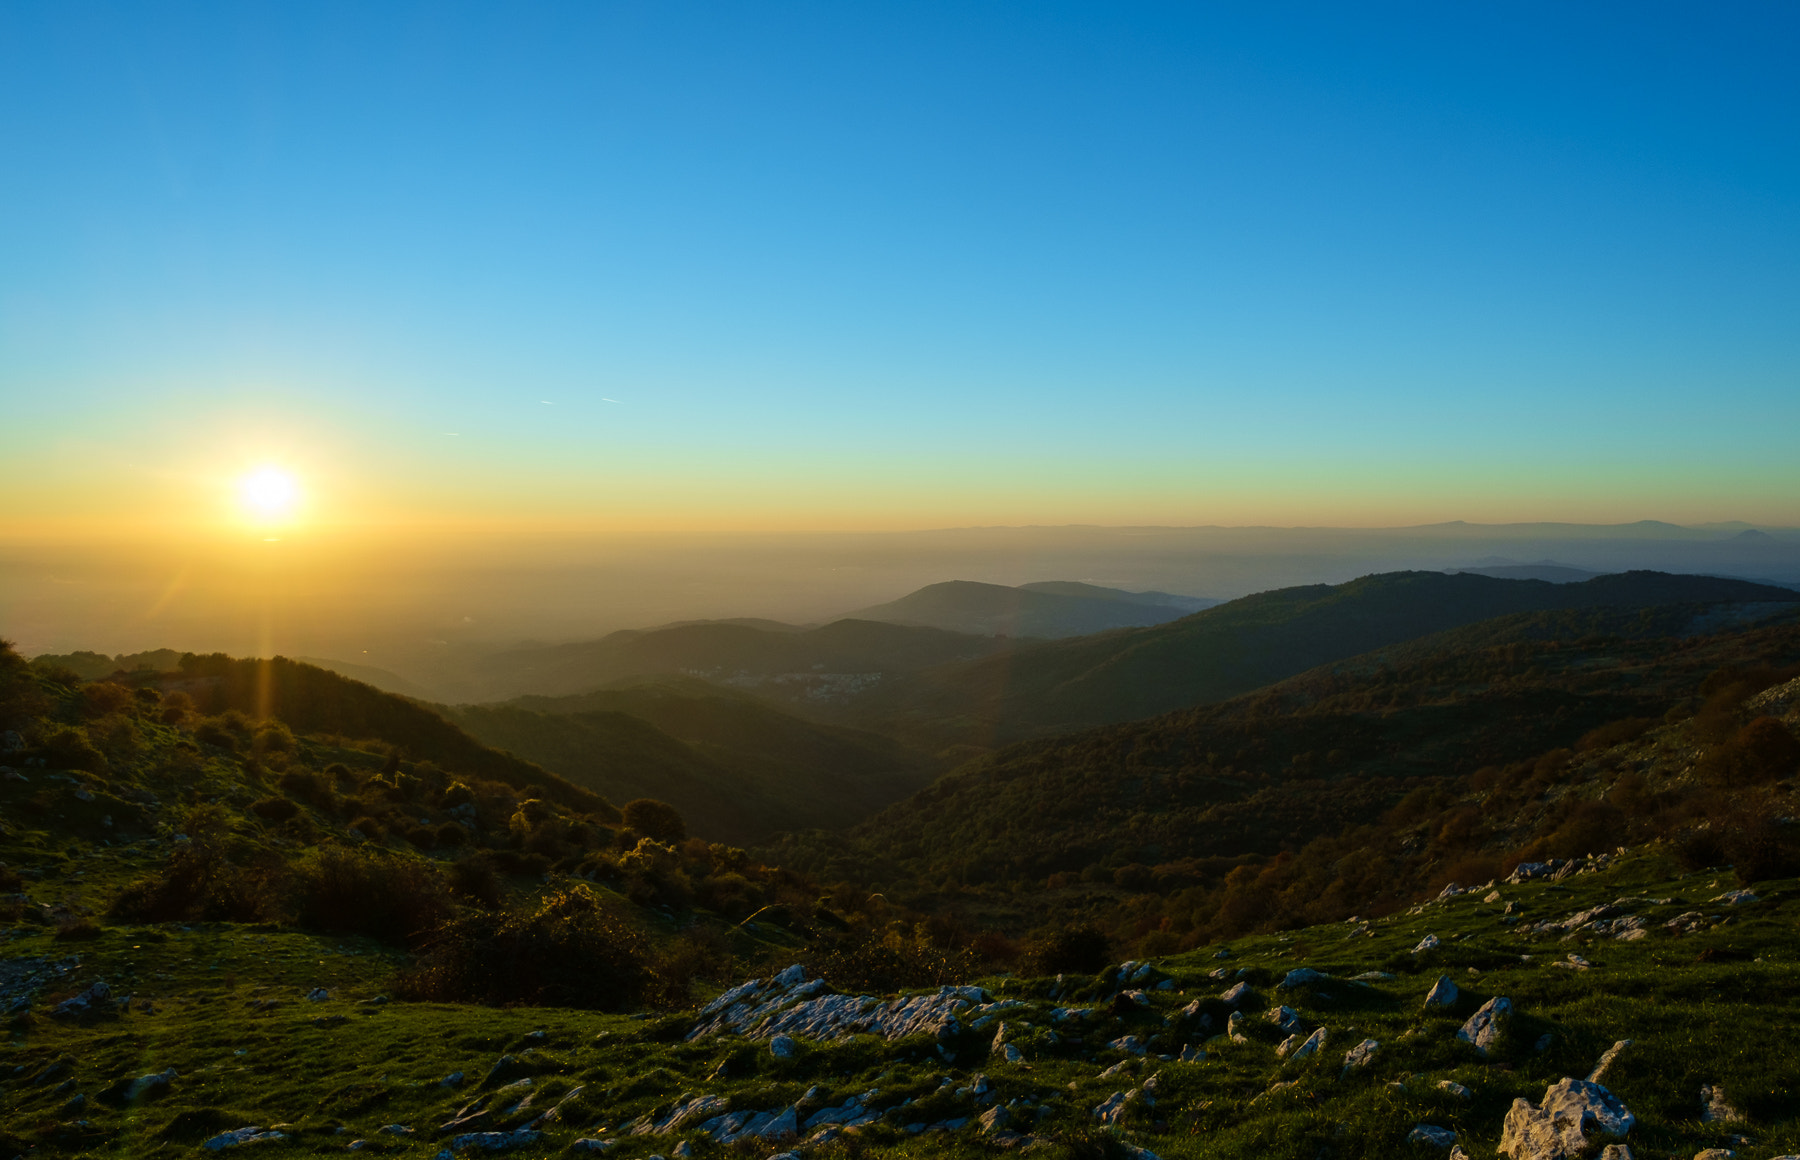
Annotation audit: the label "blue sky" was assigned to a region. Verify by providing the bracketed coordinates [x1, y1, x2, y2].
[2, 1, 1797, 530]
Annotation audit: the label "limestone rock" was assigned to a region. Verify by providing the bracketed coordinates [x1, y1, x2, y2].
[1227, 1010, 1248, 1043]
[1220, 982, 1254, 1007]
[1284, 1027, 1327, 1062]
[1499, 1078, 1635, 1159]
[1700, 1084, 1743, 1123]
[570, 1138, 617, 1153]
[1414, 934, 1441, 953]
[1409, 1124, 1457, 1148]
[1342, 1038, 1379, 1070]
[1457, 996, 1511, 1057]
[1438, 1080, 1471, 1100]
[201, 1126, 286, 1150]
[1692, 1151, 1735, 1160]
[1598, 1147, 1635, 1160]
[769, 1035, 798, 1058]
[1424, 975, 1460, 1009]
[1266, 1005, 1303, 1035]
[1280, 968, 1327, 989]
[1587, 1040, 1632, 1084]
[978, 1105, 1010, 1134]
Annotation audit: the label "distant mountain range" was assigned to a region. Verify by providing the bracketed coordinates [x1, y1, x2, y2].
[848, 579, 1217, 638]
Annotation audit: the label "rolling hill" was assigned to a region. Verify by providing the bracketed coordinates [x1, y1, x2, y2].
[849, 579, 1217, 638]
[441, 678, 935, 845]
[768, 596, 1800, 936]
[844, 569, 1800, 748]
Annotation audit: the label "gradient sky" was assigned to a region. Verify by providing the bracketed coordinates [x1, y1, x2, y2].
[3, 1, 1798, 535]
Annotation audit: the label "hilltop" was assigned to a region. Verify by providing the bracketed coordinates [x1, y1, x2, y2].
[850, 580, 1217, 639]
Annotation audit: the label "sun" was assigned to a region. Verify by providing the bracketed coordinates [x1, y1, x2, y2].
[238, 466, 301, 525]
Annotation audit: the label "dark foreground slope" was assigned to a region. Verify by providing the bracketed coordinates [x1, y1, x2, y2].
[442, 679, 933, 845]
[851, 569, 1800, 747]
[772, 599, 1800, 942]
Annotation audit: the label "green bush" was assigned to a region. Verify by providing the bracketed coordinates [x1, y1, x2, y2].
[394, 885, 654, 1009]
[41, 728, 107, 774]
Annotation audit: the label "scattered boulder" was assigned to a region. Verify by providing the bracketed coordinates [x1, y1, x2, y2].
[1413, 934, 1441, 954]
[1220, 982, 1254, 1007]
[1457, 997, 1511, 1057]
[1342, 1038, 1379, 1071]
[1499, 1078, 1635, 1160]
[1588, 1040, 1631, 1084]
[1409, 1124, 1457, 1148]
[978, 1106, 1010, 1134]
[1692, 1151, 1735, 1160]
[1424, 975, 1459, 1009]
[1227, 1011, 1248, 1043]
[1598, 1147, 1635, 1160]
[1266, 1005, 1303, 1036]
[1438, 1080, 1471, 1100]
[769, 1034, 798, 1058]
[1700, 1084, 1743, 1123]
[1282, 1027, 1327, 1062]
[445, 1128, 545, 1152]
[51, 981, 111, 1019]
[99, 1067, 176, 1104]
[1279, 968, 1327, 989]
[201, 1126, 286, 1151]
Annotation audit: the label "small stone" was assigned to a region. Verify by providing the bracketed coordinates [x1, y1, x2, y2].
[1692, 1151, 1735, 1160]
[1342, 1038, 1379, 1070]
[1279, 968, 1327, 989]
[978, 1105, 1010, 1134]
[1409, 1124, 1457, 1148]
[1437, 1080, 1470, 1100]
[306, 988, 330, 1001]
[1700, 1084, 1744, 1123]
[769, 1034, 798, 1058]
[201, 1126, 287, 1150]
[1598, 1146, 1636, 1160]
[1220, 982, 1254, 1006]
[569, 1140, 616, 1153]
[442, 1071, 466, 1088]
[1284, 1027, 1327, 1062]
[1413, 934, 1441, 954]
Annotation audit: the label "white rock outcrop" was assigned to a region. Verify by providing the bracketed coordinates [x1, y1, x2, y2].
[1457, 996, 1511, 1057]
[1424, 975, 1459, 1008]
[1499, 1078, 1635, 1160]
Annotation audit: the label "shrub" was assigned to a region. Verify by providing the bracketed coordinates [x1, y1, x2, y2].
[80, 682, 134, 718]
[107, 835, 275, 924]
[394, 885, 654, 1009]
[41, 728, 107, 774]
[278, 768, 333, 809]
[805, 925, 982, 993]
[283, 847, 452, 945]
[1701, 717, 1800, 787]
[435, 821, 470, 849]
[160, 691, 194, 725]
[448, 856, 504, 907]
[250, 796, 300, 823]
[54, 918, 103, 942]
[1022, 925, 1110, 976]
[404, 825, 438, 850]
[622, 798, 686, 845]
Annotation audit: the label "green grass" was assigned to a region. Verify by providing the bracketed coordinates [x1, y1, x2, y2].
[6, 846, 1796, 1158]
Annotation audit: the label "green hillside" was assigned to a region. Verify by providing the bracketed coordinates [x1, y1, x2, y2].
[849, 569, 1800, 748]
[442, 680, 932, 845]
[770, 599, 1800, 947]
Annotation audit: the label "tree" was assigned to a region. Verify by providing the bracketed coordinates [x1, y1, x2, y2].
[622, 798, 687, 845]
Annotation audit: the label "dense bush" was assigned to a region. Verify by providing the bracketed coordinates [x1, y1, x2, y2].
[394, 885, 654, 1009]
[41, 728, 107, 774]
[1022, 925, 1111, 976]
[283, 846, 452, 944]
[622, 798, 687, 844]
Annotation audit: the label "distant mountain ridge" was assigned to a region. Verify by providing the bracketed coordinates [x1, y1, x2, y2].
[843, 569, 1800, 748]
[849, 579, 1219, 638]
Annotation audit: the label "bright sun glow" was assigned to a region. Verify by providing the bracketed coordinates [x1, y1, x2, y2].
[239, 466, 301, 524]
